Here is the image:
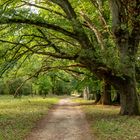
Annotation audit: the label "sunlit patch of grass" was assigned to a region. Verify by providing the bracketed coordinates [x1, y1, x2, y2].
[0, 95, 59, 140]
[73, 98, 140, 140]
[72, 97, 95, 104]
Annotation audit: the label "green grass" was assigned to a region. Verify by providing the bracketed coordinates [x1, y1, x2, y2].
[72, 98, 95, 104]
[73, 98, 140, 140]
[0, 95, 59, 140]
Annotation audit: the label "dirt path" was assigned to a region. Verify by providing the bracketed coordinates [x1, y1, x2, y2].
[25, 98, 94, 140]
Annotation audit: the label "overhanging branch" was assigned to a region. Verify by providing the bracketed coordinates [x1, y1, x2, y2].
[0, 18, 78, 40]
[0, 39, 79, 60]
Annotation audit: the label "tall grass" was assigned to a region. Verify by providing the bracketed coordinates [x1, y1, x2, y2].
[0, 95, 59, 140]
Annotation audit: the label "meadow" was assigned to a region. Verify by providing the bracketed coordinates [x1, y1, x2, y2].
[73, 98, 140, 140]
[0, 95, 59, 140]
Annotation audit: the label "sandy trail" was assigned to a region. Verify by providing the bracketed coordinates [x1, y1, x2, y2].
[25, 98, 94, 140]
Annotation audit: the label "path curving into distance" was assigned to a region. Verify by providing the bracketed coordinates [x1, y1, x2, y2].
[25, 98, 94, 140]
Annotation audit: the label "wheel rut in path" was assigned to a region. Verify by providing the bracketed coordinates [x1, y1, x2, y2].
[25, 98, 94, 140]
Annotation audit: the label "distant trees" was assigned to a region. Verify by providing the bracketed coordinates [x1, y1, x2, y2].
[0, 78, 32, 96]
[0, 0, 139, 115]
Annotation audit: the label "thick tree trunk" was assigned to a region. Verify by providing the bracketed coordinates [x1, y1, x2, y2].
[102, 79, 111, 105]
[118, 78, 140, 115]
[109, 0, 140, 115]
[97, 79, 112, 105]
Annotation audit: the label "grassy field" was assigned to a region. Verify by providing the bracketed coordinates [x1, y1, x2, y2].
[73, 98, 140, 140]
[0, 95, 59, 140]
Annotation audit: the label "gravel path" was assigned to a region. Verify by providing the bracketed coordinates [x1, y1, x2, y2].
[25, 98, 94, 140]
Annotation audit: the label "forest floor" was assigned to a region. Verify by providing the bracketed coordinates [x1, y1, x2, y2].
[25, 98, 94, 140]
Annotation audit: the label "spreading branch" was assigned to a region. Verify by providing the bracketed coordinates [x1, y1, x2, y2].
[0, 18, 78, 40]
[80, 11, 104, 50]
[0, 39, 79, 60]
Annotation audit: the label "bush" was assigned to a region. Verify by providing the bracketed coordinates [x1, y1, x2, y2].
[0, 79, 9, 95]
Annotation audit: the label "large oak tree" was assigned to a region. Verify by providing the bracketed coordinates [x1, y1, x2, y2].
[0, 0, 140, 115]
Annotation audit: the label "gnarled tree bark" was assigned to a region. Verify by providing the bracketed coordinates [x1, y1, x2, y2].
[109, 0, 140, 115]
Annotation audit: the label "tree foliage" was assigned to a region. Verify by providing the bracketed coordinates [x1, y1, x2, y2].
[0, 0, 140, 115]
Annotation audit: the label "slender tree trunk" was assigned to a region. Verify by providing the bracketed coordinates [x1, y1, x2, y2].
[83, 87, 90, 100]
[94, 91, 101, 103]
[113, 91, 120, 104]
